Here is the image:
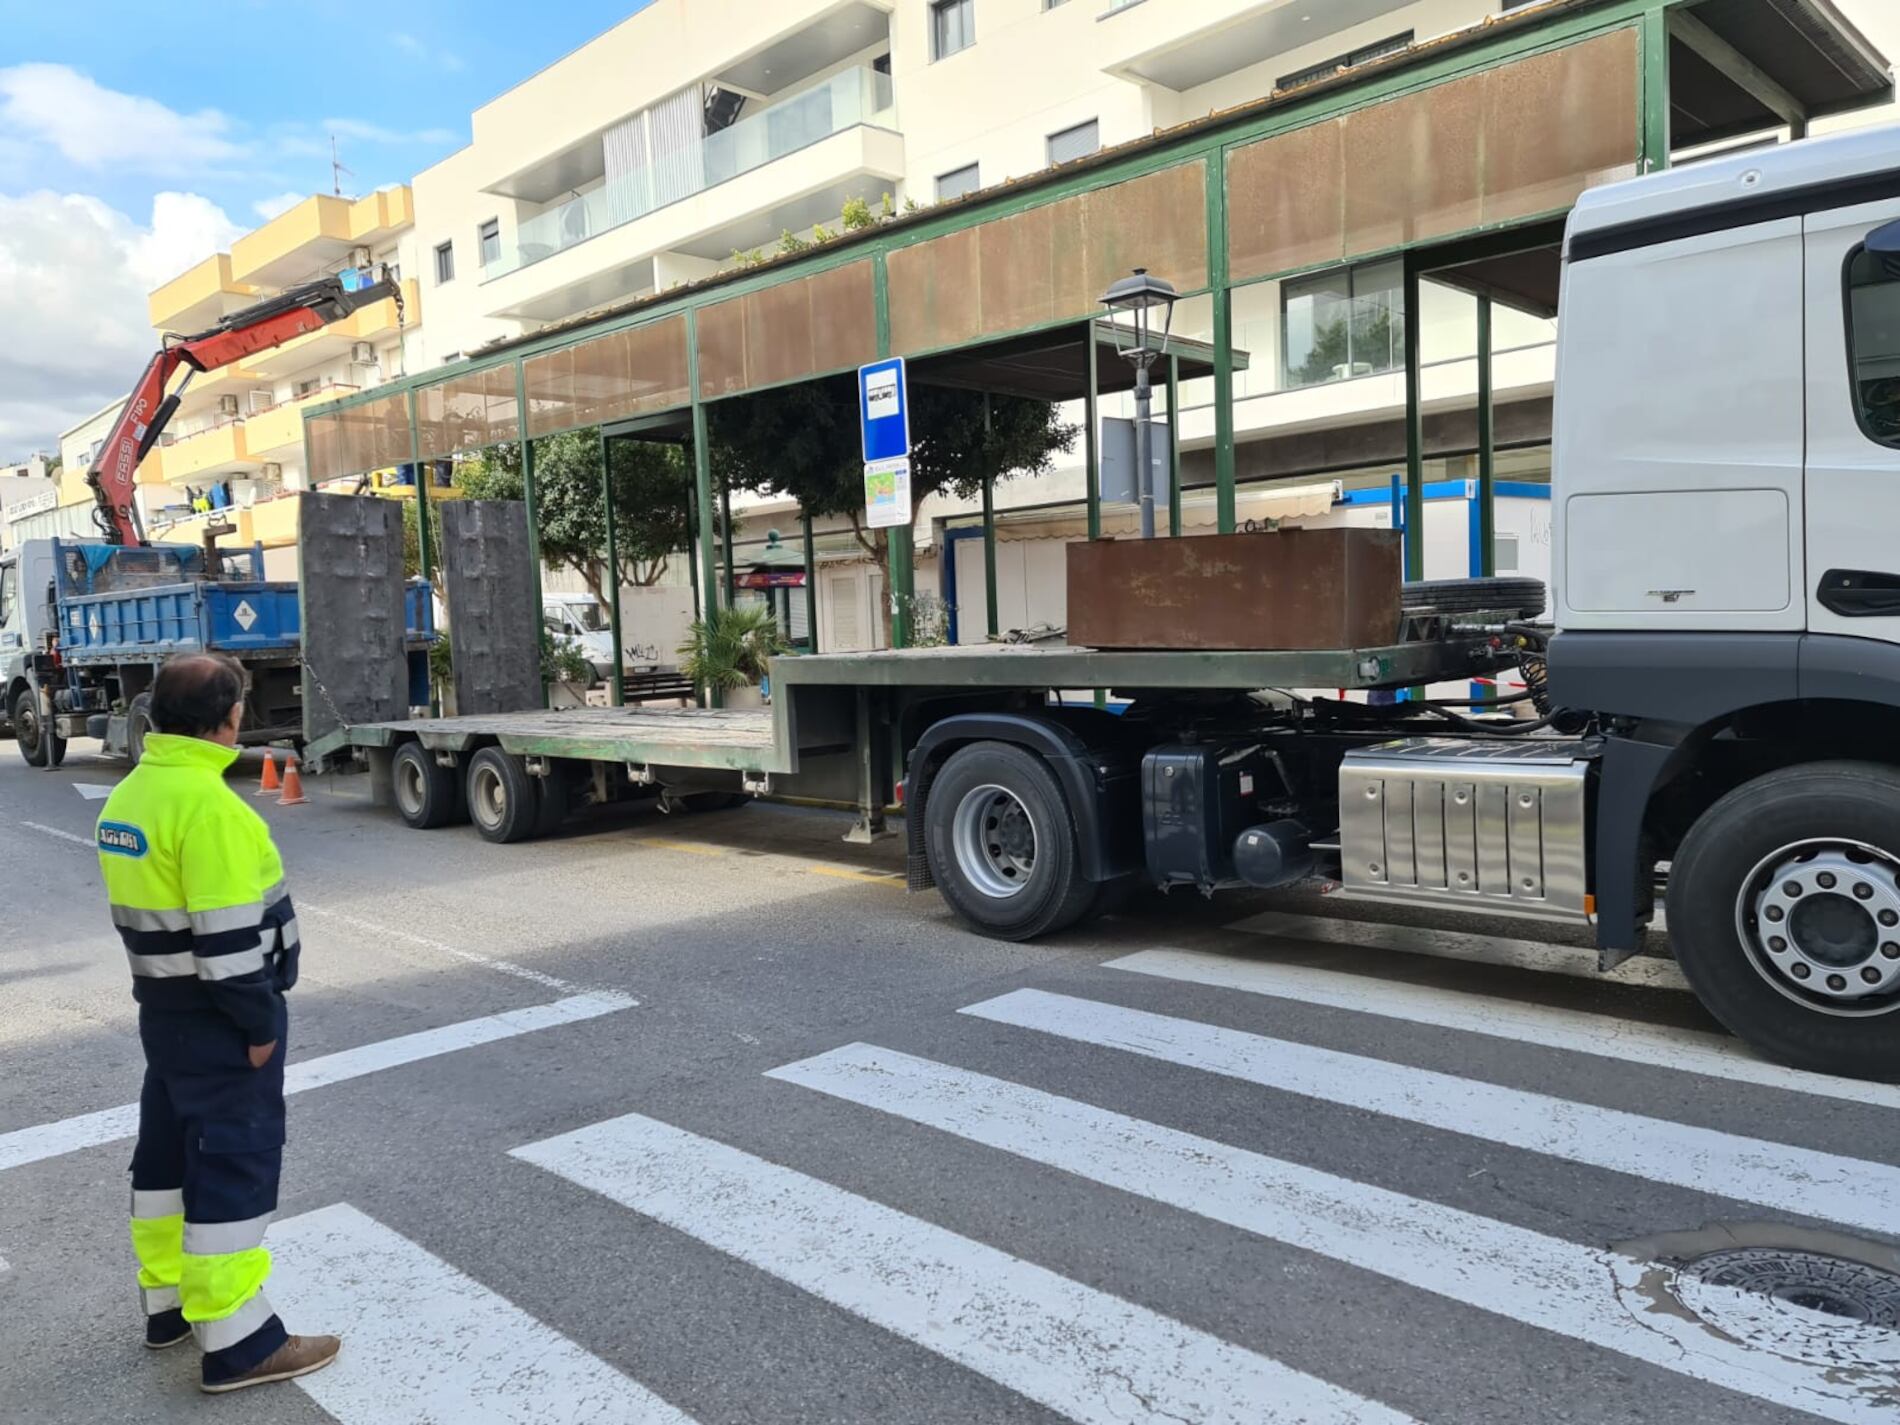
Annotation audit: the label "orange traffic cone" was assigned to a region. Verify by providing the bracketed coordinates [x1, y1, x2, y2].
[256, 751, 281, 796]
[277, 755, 308, 806]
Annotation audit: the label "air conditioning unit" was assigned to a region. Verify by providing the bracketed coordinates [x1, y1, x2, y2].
[261, 462, 284, 480]
[351, 342, 376, 366]
[247, 390, 275, 415]
[217, 394, 240, 417]
[350, 246, 372, 269]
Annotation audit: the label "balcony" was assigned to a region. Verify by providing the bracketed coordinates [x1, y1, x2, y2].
[157, 423, 255, 482]
[230, 187, 414, 287]
[149, 254, 259, 331]
[485, 67, 896, 284]
[244, 384, 364, 458]
[1099, 0, 1415, 92]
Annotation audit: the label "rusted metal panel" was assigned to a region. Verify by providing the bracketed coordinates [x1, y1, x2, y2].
[440, 499, 541, 715]
[297, 492, 409, 744]
[1065, 529, 1401, 651]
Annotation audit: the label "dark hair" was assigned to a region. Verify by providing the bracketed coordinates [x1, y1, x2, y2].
[150, 654, 246, 738]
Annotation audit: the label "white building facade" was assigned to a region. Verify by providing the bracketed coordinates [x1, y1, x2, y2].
[388, 0, 1896, 648]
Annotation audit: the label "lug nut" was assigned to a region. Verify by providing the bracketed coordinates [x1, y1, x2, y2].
[1791, 962, 1813, 980]
[1818, 871, 1838, 889]
[1862, 967, 1883, 985]
[1784, 881, 1804, 897]
[1768, 936, 1787, 952]
[1855, 882, 1875, 900]
[1765, 906, 1785, 923]
[1881, 910, 1899, 928]
[1883, 943, 1900, 959]
[1827, 973, 1848, 992]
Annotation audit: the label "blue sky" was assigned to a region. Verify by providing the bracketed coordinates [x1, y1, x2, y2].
[0, 0, 655, 453]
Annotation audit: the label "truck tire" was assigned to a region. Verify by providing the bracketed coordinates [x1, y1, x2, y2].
[393, 741, 467, 830]
[1667, 761, 1900, 1081]
[465, 747, 539, 844]
[126, 694, 154, 765]
[15, 686, 65, 769]
[1401, 576, 1545, 619]
[925, 741, 1097, 941]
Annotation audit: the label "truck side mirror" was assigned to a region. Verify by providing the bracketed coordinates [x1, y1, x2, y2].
[1868, 219, 1900, 279]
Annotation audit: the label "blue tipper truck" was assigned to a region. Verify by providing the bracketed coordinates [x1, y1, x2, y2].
[0, 534, 432, 767]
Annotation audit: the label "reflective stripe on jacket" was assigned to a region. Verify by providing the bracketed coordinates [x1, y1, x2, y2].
[96, 733, 298, 1043]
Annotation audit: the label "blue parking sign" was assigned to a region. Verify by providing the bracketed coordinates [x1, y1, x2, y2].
[859, 358, 910, 464]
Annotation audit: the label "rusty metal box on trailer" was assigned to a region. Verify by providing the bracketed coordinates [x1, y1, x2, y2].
[1064, 528, 1400, 651]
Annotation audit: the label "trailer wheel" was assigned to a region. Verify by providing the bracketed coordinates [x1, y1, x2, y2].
[15, 686, 64, 769]
[126, 694, 154, 765]
[1668, 761, 1900, 1081]
[393, 742, 467, 830]
[466, 747, 539, 844]
[925, 741, 1096, 941]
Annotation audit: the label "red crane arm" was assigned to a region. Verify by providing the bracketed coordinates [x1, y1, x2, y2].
[86, 269, 401, 544]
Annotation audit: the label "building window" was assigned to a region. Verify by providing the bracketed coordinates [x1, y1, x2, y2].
[1281, 260, 1405, 388]
[1847, 240, 1900, 448]
[936, 163, 981, 203]
[1047, 119, 1099, 166]
[1277, 31, 1414, 90]
[873, 52, 891, 76]
[434, 241, 455, 284]
[294, 377, 324, 400]
[931, 0, 975, 60]
[478, 219, 501, 268]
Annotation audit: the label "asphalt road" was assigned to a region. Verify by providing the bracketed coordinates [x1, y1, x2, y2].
[3, 739, 1897, 1425]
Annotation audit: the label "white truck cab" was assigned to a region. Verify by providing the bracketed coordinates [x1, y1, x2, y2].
[542, 592, 617, 684]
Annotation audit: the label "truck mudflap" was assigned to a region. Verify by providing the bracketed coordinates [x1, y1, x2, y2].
[1338, 738, 1594, 924]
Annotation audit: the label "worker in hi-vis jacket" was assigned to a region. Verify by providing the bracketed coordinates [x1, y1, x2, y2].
[94, 653, 340, 1394]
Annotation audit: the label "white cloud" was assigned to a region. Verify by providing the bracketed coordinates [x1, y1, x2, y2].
[392, 32, 465, 73]
[0, 189, 244, 452]
[0, 63, 244, 174]
[323, 116, 458, 147]
[253, 190, 305, 222]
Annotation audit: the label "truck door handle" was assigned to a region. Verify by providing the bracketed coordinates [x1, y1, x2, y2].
[1816, 568, 1900, 617]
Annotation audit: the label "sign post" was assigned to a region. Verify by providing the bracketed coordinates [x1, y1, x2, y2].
[858, 359, 913, 646]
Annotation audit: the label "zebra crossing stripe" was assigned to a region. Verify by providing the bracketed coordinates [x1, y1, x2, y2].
[962, 989, 1900, 1237]
[769, 1043, 1890, 1425]
[1107, 947, 1900, 1111]
[512, 1111, 1416, 1425]
[268, 1203, 697, 1424]
[0, 992, 637, 1173]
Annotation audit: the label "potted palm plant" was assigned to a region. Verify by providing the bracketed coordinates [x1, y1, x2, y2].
[544, 637, 597, 709]
[677, 602, 789, 708]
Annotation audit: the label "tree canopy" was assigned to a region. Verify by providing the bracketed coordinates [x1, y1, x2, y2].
[461, 430, 696, 599]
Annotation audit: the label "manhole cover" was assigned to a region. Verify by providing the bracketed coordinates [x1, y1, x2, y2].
[1669, 1247, 1900, 1372]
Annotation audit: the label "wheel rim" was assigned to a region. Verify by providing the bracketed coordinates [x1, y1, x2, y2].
[1735, 839, 1900, 1018]
[396, 757, 426, 817]
[471, 764, 507, 829]
[17, 699, 41, 757]
[951, 783, 1037, 899]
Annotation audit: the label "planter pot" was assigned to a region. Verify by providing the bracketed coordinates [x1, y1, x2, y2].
[723, 684, 765, 709]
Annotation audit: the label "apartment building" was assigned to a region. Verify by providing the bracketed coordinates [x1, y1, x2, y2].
[123, 189, 424, 561]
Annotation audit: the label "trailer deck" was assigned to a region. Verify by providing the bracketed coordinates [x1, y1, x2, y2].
[307, 634, 1513, 777]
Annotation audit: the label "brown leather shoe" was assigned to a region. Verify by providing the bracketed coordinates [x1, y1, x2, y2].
[198, 1334, 341, 1394]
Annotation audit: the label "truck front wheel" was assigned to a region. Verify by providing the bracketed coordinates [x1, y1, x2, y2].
[925, 741, 1096, 941]
[1668, 761, 1900, 1081]
[14, 686, 64, 769]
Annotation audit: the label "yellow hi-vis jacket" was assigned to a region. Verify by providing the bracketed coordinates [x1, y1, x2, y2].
[96, 733, 298, 1044]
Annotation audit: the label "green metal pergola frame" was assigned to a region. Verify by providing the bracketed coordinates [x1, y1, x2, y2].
[306, 0, 1879, 662]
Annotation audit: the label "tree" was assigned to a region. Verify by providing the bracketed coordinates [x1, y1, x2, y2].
[708, 376, 1074, 642]
[462, 430, 696, 600]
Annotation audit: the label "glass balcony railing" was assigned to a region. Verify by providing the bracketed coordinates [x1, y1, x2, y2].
[484, 66, 896, 282]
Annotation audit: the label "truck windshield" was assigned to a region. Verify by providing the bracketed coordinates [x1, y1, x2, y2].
[569, 604, 608, 631]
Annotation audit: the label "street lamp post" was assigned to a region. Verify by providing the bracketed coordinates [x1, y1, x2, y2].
[1101, 268, 1178, 539]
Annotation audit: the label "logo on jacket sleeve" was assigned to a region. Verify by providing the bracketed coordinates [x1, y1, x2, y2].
[97, 822, 149, 858]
